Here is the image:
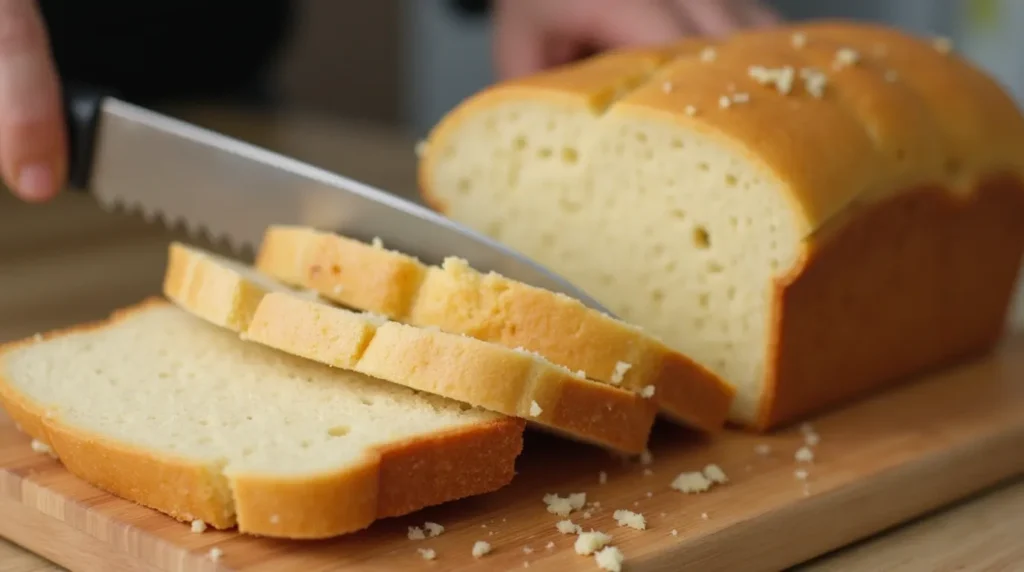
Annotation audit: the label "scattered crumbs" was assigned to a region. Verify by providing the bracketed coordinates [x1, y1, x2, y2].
[489, 531, 495, 536]
[795, 446, 815, 463]
[546, 541, 555, 550]
[633, 501, 640, 507]
[700, 47, 717, 62]
[754, 444, 772, 456]
[414, 140, 428, 157]
[731, 92, 750, 104]
[885, 70, 899, 83]
[642, 468, 654, 477]
[805, 432, 821, 447]
[472, 541, 492, 558]
[417, 548, 437, 561]
[718, 95, 732, 109]
[595, 546, 625, 572]
[662, 81, 674, 93]
[703, 464, 729, 484]
[556, 520, 583, 535]
[701, 512, 709, 520]
[748, 65, 796, 95]
[543, 492, 586, 517]
[640, 385, 656, 398]
[408, 526, 426, 540]
[684, 105, 698, 116]
[800, 67, 828, 98]
[371, 236, 384, 249]
[933, 36, 952, 54]
[613, 509, 647, 530]
[599, 471, 608, 485]
[523, 546, 534, 554]
[575, 531, 613, 555]
[639, 449, 654, 465]
[190, 520, 207, 534]
[795, 468, 809, 481]
[611, 361, 632, 384]
[424, 522, 444, 538]
[209, 547, 223, 561]
[32, 333, 43, 342]
[591, 501, 602, 509]
[671, 529, 679, 536]
[30, 439, 53, 455]
[832, 47, 861, 70]
[529, 400, 543, 417]
[671, 471, 713, 494]
[583, 511, 593, 519]
[791, 32, 807, 48]
[645, 492, 653, 499]
[269, 514, 280, 525]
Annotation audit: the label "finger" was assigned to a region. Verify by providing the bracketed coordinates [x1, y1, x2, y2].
[676, 0, 750, 37]
[740, 1, 783, 28]
[574, 0, 686, 49]
[0, 0, 65, 202]
[493, 0, 550, 79]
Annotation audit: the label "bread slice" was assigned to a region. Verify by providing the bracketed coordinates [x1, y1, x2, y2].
[0, 299, 524, 539]
[254, 225, 734, 432]
[166, 242, 658, 453]
[417, 21, 1024, 429]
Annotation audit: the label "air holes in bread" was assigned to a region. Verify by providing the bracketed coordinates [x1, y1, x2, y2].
[327, 425, 350, 438]
[538, 147, 553, 159]
[725, 174, 738, 187]
[693, 226, 711, 249]
[562, 147, 579, 164]
[457, 178, 471, 195]
[513, 136, 528, 150]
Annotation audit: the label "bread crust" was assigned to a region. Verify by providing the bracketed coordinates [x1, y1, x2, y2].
[416, 21, 1024, 429]
[256, 226, 733, 433]
[167, 242, 657, 453]
[0, 299, 525, 539]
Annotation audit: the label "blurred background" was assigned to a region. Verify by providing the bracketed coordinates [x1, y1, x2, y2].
[4, 0, 1024, 343]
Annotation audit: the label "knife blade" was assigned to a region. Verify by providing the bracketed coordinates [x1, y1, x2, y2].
[63, 87, 613, 315]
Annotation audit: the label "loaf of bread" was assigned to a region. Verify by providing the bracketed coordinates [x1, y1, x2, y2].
[0, 300, 523, 538]
[165, 242, 658, 453]
[255, 225, 733, 432]
[418, 21, 1024, 429]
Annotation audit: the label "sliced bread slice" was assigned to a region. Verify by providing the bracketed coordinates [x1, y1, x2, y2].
[254, 225, 734, 432]
[0, 299, 524, 539]
[167, 242, 658, 453]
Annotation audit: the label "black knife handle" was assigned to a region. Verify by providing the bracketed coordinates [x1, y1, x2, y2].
[63, 83, 114, 192]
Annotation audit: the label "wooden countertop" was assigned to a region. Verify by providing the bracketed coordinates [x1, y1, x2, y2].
[0, 106, 1020, 571]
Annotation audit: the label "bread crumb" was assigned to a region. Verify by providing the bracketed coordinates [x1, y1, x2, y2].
[671, 471, 713, 494]
[610, 361, 632, 384]
[701, 512, 709, 520]
[640, 385, 656, 398]
[576, 370, 587, 379]
[523, 546, 534, 554]
[613, 509, 646, 530]
[805, 432, 821, 446]
[529, 400, 543, 417]
[748, 65, 796, 95]
[718, 95, 732, 109]
[209, 548, 223, 561]
[556, 519, 583, 534]
[642, 468, 654, 477]
[684, 105, 698, 116]
[832, 47, 860, 69]
[933, 36, 952, 54]
[791, 32, 807, 48]
[639, 449, 653, 465]
[754, 444, 772, 456]
[542, 492, 586, 515]
[583, 511, 593, 519]
[795, 469, 809, 480]
[595, 546, 625, 572]
[190, 519, 207, 533]
[703, 464, 729, 484]
[575, 530, 613, 555]
[408, 526, 426, 540]
[590, 501, 602, 508]
[599, 471, 608, 485]
[795, 446, 815, 463]
[546, 541, 555, 549]
[417, 548, 437, 560]
[800, 67, 828, 98]
[670, 529, 679, 536]
[30, 439, 53, 455]
[471, 541, 491, 558]
[371, 236, 384, 249]
[32, 333, 43, 342]
[700, 47, 717, 62]
[414, 140, 428, 157]
[424, 522, 444, 537]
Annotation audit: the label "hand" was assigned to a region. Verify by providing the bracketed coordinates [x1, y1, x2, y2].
[0, 0, 66, 202]
[493, 0, 780, 80]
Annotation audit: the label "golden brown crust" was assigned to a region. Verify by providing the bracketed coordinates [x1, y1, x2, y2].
[0, 299, 525, 539]
[256, 226, 733, 433]
[418, 21, 1024, 430]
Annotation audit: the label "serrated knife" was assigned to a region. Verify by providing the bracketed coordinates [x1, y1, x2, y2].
[63, 86, 612, 315]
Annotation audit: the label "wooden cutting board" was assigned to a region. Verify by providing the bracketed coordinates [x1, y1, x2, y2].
[1, 337, 1022, 572]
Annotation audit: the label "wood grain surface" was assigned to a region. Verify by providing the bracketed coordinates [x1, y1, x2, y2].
[1, 107, 1022, 571]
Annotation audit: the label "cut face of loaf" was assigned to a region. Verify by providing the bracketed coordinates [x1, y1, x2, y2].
[0, 300, 523, 539]
[165, 242, 658, 454]
[419, 21, 1024, 429]
[255, 225, 733, 432]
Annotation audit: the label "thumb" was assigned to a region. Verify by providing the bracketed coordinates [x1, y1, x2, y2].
[577, 0, 685, 49]
[0, 0, 65, 202]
